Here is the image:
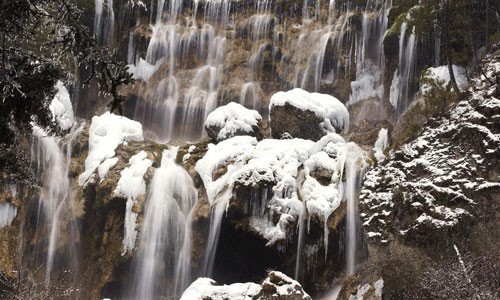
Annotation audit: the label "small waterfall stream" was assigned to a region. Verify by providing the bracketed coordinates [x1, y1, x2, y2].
[344, 143, 367, 275]
[31, 123, 83, 286]
[126, 148, 197, 299]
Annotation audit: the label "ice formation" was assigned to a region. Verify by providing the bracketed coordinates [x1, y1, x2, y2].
[0, 203, 17, 229]
[373, 128, 389, 162]
[115, 151, 152, 253]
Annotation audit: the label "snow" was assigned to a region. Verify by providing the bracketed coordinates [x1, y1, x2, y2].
[180, 278, 261, 300]
[421, 65, 468, 93]
[49, 81, 74, 131]
[205, 102, 262, 141]
[0, 203, 17, 229]
[346, 277, 383, 300]
[114, 150, 152, 253]
[79, 112, 144, 186]
[196, 133, 365, 245]
[127, 58, 163, 82]
[361, 51, 500, 242]
[269, 88, 349, 133]
[374, 278, 384, 298]
[373, 128, 389, 161]
[98, 157, 119, 180]
[180, 271, 310, 300]
[349, 283, 371, 300]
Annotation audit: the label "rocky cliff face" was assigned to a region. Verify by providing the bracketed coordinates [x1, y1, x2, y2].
[354, 46, 500, 299]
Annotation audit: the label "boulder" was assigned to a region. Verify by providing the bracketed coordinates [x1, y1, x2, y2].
[180, 271, 312, 300]
[269, 88, 349, 141]
[205, 102, 263, 142]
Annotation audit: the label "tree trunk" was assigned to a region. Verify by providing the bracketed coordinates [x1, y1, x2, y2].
[441, 0, 461, 97]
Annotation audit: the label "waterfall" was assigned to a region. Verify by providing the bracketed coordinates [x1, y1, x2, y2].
[94, 0, 115, 45]
[31, 124, 83, 286]
[129, 0, 229, 142]
[347, 0, 391, 106]
[200, 185, 233, 277]
[389, 21, 417, 113]
[344, 143, 366, 275]
[294, 170, 306, 281]
[126, 148, 197, 299]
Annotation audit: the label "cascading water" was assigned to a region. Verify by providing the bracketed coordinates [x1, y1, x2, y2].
[127, 0, 230, 142]
[389, 20, 417, 113]
[31, 124, 83, 286]
[126, 148, 197, 299]
[343, 143, 367, 275]
[94, 0, 115, 45]
[200, 186, 233, 277]
[347, 0, 391, 106]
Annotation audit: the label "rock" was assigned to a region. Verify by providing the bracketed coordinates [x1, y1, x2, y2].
[269, 88, 349, 141]
[205, 102, 263, 142]
[180, 271, 312, 300]
[337, 274, 384, 300]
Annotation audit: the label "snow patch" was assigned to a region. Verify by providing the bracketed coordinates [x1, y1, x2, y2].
[49, 81, 74, 131]
[115, 151, 152, 254]
[422, 65, 468, 93]
[79, 112, 144, 186]
[180, 271, 310, 300]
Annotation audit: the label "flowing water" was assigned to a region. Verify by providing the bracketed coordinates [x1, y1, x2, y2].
[126, 148, 197, 299]
[31, 124, 83, 287]
[344, 143, 367, 275]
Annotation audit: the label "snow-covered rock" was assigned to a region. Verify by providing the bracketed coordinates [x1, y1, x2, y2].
[361, 53, 500, 243]
[79, 112, 144, 186]
[269, 88, 349, 140]
[180, 271, 311, 300]
[205, 102, 262, 142]
[49, 81, 75, 131]
[195, 133, 366, 246]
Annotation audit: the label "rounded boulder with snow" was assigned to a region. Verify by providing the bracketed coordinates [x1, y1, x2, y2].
[205, 102, 262, 142]
[269, 88, 349, 141]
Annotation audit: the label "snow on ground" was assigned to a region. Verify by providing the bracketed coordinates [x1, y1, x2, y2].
[348, 278, 384, 300]
[49, 81, 75, 131]
[180, 271, 311, 300]
[361, 53, 500, 241]
[270, 88, 349, 133]
[127, 58, 163, 82]
[79, 112, 144, 185]
[421, 65, 468, 93]
[114, 150, 152, 253]
[0, 202, 17, 229]
[205, 102, 262, 141]
[196, 132, 366, 245]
